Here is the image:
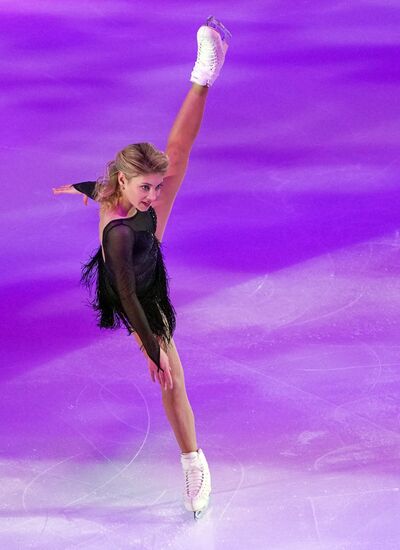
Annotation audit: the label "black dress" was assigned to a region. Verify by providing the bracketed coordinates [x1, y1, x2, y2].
[73, 181, 176, 371]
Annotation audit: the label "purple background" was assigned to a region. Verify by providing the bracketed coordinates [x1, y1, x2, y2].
[1, 1, 400, 548]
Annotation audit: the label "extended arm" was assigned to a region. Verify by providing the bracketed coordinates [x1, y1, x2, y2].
[72, 181, 97, 200]
[103, 224, 162, 371]
[52, 180, 97, 205]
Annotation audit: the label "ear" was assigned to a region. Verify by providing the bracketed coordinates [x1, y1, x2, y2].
[118, 172, 125, 186]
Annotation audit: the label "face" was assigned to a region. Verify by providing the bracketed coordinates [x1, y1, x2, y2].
[119, 172, 164, 210]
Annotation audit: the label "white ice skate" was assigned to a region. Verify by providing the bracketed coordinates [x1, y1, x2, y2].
[181, 448, 211, 519]
[190, 16, 232, 87]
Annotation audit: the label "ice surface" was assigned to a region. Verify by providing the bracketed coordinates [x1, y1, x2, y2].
[1, 1, 400, 548]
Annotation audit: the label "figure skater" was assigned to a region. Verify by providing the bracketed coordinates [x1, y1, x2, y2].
[53, 17, 231, 518]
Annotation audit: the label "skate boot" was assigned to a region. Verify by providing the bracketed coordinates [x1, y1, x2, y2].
[181, 448, 211, 519]
[190, 16, 232, 87]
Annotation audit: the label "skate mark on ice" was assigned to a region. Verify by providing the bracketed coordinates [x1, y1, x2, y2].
[299, 342, 391, 373]
[325, 345, 384, 427]
[148, 489, 167, 506]
[64, 379, 151, 507]
[262, 252, 337, 330]
[72, 489, 169, 550]
[314, 487, 400, 500]
[22, 453, 84, 511]
[218, 448, 245, 521]
[73, 381, 92, 408]
[273, 239, 374, 330]
[368, 230, 400, 249]
[99, 382, 149, 432]
[313, 436, 400, 473]
[38, 512, 49, 537]
[62, 419, 117, 468]
[301, 361, 398, 372]
[308, 497, 323, 545]
[249, 274, 275, 299]
[214, 351, 400, 444]
[285, 289, 365, 329]
[309, 487, 400, 548]
[63, 379, 144, 466]
[361, 344, 383, 394]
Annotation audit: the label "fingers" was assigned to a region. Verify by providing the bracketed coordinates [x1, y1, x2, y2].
[148, 357, 173, 391]
[52, 184, 73, 194]
[165, 366, 173, 390]
[151, 365, 172, 390]
[83, 195, 88, 206]
[157, 367, 167, 391]
[156, 369, 163, 387]
[52, 185, 64, 194]
[160, 365, 173, 391]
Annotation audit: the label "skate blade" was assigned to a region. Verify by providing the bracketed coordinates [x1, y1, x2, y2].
[193, 500, 210, 520]
[206, 15, 232, 44]
[194, 509, 205, 520]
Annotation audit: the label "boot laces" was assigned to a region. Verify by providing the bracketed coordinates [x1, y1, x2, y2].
[197, 39, 219, 70]
[185, 463, 205, 497]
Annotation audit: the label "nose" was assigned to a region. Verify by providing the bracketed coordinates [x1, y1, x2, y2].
[148, 188, 158, 202]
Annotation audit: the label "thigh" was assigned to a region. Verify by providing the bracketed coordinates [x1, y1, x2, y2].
[162, 337, 184, 378]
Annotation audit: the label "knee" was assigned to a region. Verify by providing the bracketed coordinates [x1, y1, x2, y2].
[162, 373, 185, 400]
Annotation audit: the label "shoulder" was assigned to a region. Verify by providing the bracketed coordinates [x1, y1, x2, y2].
[104, 220, 134, 236]
[100, 206, 135, 236]
[103, 220, 135, 246]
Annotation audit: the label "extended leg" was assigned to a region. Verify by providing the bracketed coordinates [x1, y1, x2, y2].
[166, 84, 209, 154]
[166, 18, 230, 153]
[156, 84, 210, 241]
[156, 22, 229, 241]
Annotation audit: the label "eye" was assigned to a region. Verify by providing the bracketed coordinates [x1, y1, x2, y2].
[141, 185, 150, 191]
[156, 183, 163, 190]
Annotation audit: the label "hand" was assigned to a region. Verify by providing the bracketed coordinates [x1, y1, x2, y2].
[52, 184, 88, 206]
[148, 347, 173, 390]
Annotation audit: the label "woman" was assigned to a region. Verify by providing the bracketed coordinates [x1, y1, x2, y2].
[53, 17, 230, 519]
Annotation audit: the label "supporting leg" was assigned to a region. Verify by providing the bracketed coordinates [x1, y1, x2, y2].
[133, 332, 198, 453]
[160, 341, 211, 518]
[159, 337, 199, 453]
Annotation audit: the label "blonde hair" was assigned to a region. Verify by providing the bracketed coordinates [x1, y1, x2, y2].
[94, 143, 169, 209]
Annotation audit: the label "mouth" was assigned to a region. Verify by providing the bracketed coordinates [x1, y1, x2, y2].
[141, 201, 151, 207]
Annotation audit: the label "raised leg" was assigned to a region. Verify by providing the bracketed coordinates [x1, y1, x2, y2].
[155, 20, 229, 241]
[166, 83, 209, 155]
[155, 83, 210, 242]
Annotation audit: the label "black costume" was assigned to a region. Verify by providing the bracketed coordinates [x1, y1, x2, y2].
[73, 181, 176, 371]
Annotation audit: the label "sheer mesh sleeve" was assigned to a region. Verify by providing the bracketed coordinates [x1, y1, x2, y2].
[103, 223, 162, 370]
[72, 181, 97, 200]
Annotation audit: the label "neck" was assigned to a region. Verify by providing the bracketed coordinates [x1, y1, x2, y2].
[117, 198, 137, 217]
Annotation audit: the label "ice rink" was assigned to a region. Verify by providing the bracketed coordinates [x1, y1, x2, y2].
[1, 1, 400, 548]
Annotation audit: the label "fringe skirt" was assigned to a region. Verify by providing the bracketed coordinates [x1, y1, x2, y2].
[80, 239, 176, 348]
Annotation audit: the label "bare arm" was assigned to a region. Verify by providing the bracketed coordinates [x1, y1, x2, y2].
[52, 181, 98, 206]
